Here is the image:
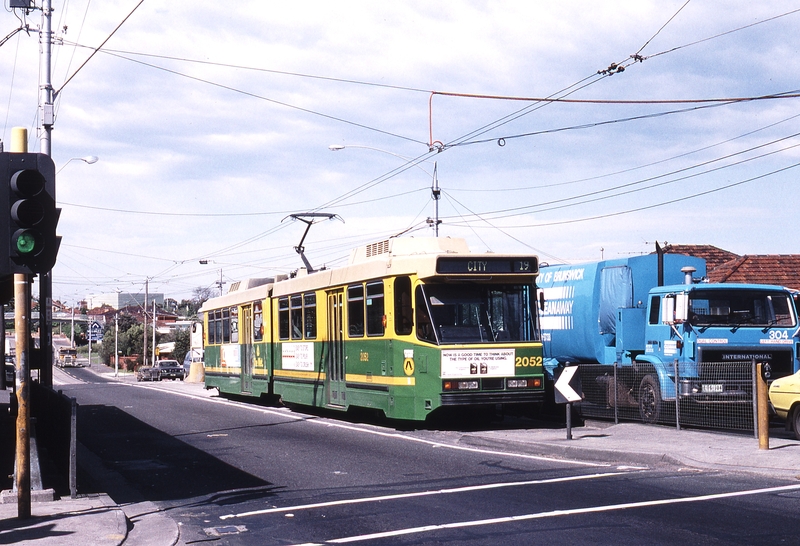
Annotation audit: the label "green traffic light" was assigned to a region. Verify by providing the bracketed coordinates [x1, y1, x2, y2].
[13, 230, 40, 256]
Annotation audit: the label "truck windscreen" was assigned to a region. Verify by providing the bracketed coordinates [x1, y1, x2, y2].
[688, 290, 796, 328]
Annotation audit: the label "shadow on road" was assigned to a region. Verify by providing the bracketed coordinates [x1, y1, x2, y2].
[77, 403, 275, 505]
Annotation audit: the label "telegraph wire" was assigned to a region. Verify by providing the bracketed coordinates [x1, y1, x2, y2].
[96, 49, 427, 147]
[452, 111, 800, 193]
[449, 161, 800, 229]
[441, 135, 800, 222]
[642, 7, 800, 61]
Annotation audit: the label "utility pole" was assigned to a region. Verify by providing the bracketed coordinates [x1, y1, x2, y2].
[151, 299, 156, 365]
[143, 280, 148, 367]
[114, 313, 119, 376]
[38, 0, 54, 389]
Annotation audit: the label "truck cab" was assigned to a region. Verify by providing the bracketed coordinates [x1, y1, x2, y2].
[644, 283, 799, 399]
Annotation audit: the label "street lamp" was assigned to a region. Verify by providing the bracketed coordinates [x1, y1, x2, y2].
[57, 155, 99, 174]
[200, 260, 225, 296]
[328, 145, 431, 176]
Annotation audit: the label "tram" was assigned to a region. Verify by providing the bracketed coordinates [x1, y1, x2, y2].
[199, 237, 545, 420]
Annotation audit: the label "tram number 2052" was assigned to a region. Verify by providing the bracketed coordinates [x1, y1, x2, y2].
[515, 356, 543, 368]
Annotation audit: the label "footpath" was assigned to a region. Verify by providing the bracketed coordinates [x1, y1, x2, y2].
[1, 366, 799, 545]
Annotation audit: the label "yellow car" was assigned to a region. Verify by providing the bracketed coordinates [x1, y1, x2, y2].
[769, 370, 800, 440]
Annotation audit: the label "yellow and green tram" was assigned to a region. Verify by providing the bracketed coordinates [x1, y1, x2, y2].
[199, 237, 545, 420]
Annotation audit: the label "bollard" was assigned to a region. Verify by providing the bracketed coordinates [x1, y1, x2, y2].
[756, 362, 769, 450]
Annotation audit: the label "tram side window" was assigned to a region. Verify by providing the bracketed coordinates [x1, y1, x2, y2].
[231, 306, 239, 343]
[253, 301, 264, 342]
[366, 281, 385, 336]
[208, 311, 216, 344]
[214, 310, 222, 345]
[290, 295, 303, 339]
[278, 297, 290, 340]
[348, 284, 365, 337]
[222, 308, 231, 343]
[394, 276, 413, 336]
[304, 293, 317, 339]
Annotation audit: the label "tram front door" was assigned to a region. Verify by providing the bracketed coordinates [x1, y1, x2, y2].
[326, 290, 346, 407]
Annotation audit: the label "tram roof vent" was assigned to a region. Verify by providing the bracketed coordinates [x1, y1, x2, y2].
[231, 278, 274, 292]
[350, 237, 470, 264]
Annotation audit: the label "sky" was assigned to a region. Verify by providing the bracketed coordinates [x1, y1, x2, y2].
[2, 1, 800, 308]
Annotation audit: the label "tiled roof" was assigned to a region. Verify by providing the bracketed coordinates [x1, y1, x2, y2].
[708, 255, 800, 291]
[655, 244, 800, 291]
[661, 244, 740, 271]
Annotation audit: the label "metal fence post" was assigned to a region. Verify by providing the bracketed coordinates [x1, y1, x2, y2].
[69, 397, 77, 499]
[613, 362, 618, 425]
[751, 359, 758, 440]
[674, 359, 681, 431]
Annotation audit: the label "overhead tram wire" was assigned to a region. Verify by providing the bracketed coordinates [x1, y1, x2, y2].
[446, 92, 800, 148]
[441, 190, 565, 263]
[643, 7, 800, 62]
[77, 47, 427, 147]
[432, 5, 800, 151]
[453, 110, 800, 193]
[68, 44, 433, 96]
[468, 160, 800, 230]
[440, 135, 800, 223]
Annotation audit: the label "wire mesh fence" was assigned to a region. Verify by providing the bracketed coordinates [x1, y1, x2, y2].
[576, 361, 760, 433]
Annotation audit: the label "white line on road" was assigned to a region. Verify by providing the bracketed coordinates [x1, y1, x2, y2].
[306, 483, 800, 544]
[219, 471, 630, 520]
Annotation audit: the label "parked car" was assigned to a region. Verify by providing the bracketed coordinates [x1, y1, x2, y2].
[769, 370, 800, 440]
[136, 359, 185, 382]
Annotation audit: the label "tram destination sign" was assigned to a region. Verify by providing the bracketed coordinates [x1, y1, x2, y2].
[436, 256, 539, 275]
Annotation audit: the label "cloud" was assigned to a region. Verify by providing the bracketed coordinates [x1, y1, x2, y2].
[2, 1, 799, 304]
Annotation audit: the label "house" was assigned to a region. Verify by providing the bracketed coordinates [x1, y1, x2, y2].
[661, 244, 800, 292]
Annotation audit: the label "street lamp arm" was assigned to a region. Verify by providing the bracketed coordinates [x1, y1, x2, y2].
[57, 155, 99, 174]
[328, 144, 432, 177]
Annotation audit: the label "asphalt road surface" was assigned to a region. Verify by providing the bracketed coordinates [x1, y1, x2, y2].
[57, 367, 800, 545]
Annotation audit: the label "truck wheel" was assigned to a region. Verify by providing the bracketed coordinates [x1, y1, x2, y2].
[793, 406, 800, 441]
[638, 374, 661, 424]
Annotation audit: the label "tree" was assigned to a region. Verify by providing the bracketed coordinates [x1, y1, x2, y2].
[177, 286, 214, 318]
[172, 328, 191, 364]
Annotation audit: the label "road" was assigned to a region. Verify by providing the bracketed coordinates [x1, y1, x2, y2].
[56, 366, 800, 545]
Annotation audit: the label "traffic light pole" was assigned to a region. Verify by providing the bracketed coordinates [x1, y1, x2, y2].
[14, 273, 31, 519]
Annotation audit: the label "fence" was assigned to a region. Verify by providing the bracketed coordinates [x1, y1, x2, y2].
[577, 360, 761, 435]
[30, 382, 77, 498]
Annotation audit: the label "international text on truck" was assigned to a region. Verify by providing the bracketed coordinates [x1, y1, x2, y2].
[198, 237, 545, 421]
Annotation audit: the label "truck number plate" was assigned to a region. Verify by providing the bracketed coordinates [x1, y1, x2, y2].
[702, 383, 723, 393]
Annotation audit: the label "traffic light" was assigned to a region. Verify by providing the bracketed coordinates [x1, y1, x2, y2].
[0, 152, 60, 275]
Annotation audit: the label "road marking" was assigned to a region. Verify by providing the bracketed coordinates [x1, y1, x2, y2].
[301, 483, 800, 544]
[131, 383, 610, 468]
[53, 367, 87, 385]
[220, 471, 630, 520]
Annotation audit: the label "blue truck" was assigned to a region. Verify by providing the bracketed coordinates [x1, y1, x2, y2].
[538, 253, 800, 422]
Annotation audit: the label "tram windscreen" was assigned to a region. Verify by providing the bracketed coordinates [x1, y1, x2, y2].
[688, 289, 796, 328]
[417, 284, 538, 344]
